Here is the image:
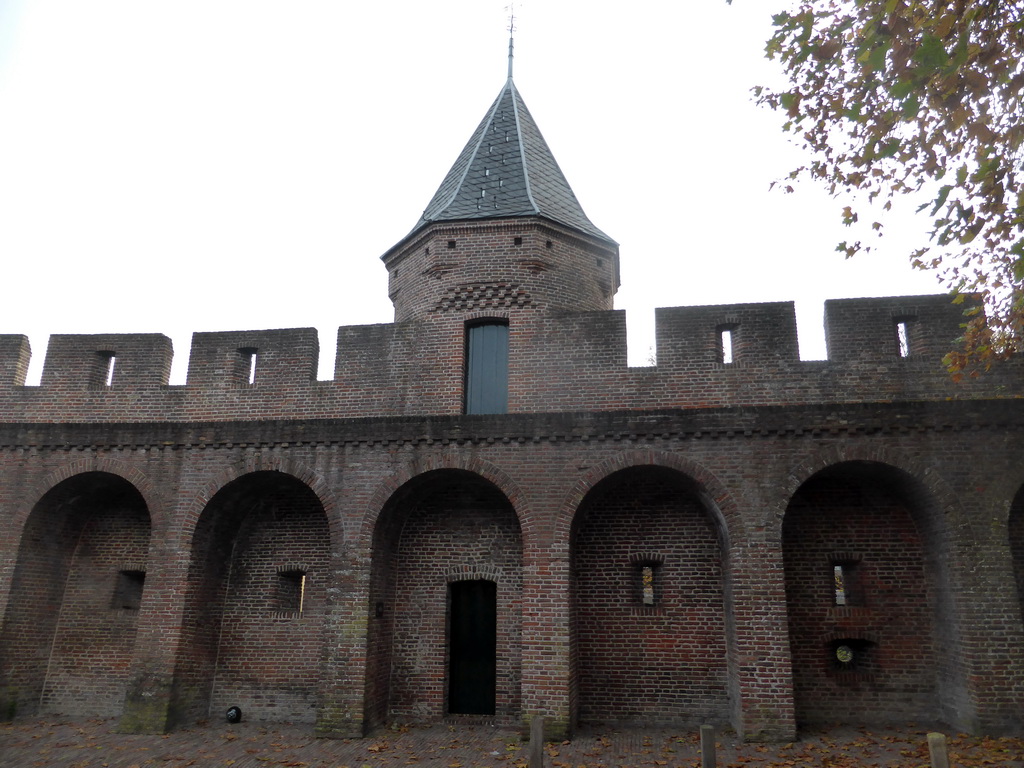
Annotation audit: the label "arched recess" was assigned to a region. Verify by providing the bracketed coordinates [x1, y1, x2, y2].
[569, 463, 732, 728]
[0, 471, 151, 718]
[782, 459, 958, 726]
[172, 470, 332, 725]
[366, 468, 524, 729]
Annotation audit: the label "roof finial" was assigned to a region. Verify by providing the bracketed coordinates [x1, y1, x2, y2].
[506, 3, 516, 79]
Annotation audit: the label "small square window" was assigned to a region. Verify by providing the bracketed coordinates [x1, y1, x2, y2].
[277, 569, 307, 614]
[111, 570, 146, 610]
[832, 561, 862, 606]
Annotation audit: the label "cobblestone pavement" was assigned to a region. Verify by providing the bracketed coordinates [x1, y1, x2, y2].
[1, 718, 1022, 768]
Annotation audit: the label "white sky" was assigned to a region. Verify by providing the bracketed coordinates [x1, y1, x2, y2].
[0, 1, 946, 385]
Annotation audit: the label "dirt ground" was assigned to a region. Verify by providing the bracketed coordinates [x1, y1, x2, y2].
[1, 717, 1022, 768]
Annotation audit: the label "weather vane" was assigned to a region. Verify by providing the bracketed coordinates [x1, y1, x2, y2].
[506, 2, 516, 79]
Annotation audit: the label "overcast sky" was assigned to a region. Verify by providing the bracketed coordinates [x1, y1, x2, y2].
[0, 1, 946, 384]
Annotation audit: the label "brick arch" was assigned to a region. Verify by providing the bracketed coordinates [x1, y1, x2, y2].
[361, 453, 533, 549]
[779, 443, 963, 726]
[181, 454, 341, 552]
[554, 449, 742, 547]
[18, 457, 160, 534]
[1, 456, 157, 719]
[567, 449, 738, 728]
[771, 444, 961, 539]
[363, 452, 526, 729]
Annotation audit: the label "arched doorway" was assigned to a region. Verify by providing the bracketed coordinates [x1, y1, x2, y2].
[367, 469, 523, 728]
[0, 471, 151, 718]
[782, 461, 943, 725]
[570, 466, 729, 727]
[173, 470, 331, 725]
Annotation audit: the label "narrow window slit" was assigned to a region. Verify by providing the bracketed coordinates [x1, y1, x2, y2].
[96, 351, 117, 387]
[896, 320, 911, 358]
[834, 564, 847, 605]
[717, 325, 737, 364]
[641, 565, 655, 605]
[238, 347, 258, 385]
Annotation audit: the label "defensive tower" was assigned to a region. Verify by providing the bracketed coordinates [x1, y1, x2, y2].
[381, 75, 619, 323]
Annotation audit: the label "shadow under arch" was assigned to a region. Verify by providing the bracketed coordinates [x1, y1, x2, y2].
[360, 452, 533, 551]
[566, 451, 738, 730]
[179, 455, 341, 553]
[171, 468, 334, 727]
[0, 470, 152, 720]
[365, 466, 524, 730]
[556, 450, 742, 548]
[781, 456, 969, 729]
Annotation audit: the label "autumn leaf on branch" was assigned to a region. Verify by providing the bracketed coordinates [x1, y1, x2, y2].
[738, 0, 1024, 374]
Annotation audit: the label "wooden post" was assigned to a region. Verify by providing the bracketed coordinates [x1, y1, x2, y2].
[927, 732, 949, 768]
[700, 724, 716, 768]
[529, 715, 547, 768]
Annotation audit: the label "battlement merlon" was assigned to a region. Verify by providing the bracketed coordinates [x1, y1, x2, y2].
[185, 328, 319, 388]
[0, 335, 31, 387]
[825, 294, 971, 362]
[40, 333, 173, 389]
[655, 302, 800, 367]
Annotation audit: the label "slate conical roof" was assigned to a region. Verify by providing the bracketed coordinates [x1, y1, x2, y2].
[408, 78, 615, 245]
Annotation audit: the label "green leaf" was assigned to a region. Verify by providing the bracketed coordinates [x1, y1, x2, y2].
[867, 44, 888, 72]
[878, 139, 901, 158]
[913, 34, 950, 72]
[931, 185, 954, 216]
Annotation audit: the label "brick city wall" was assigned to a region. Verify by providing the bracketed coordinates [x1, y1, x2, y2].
[0, 402, 1022, 740]
[1, 212, 1023, 740]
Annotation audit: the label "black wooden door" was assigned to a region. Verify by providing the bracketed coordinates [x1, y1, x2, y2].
[448, 579, 497, 715]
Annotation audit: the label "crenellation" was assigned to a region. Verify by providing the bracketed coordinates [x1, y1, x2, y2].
[0, 298, 1018, 423]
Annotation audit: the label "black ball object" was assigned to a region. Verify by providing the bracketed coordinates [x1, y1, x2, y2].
[226, 706, 242, 724]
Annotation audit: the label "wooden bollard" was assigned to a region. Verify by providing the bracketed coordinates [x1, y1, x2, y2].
[927, 732, 949, 768]
[528, 715, 547, 768]
[700, 724, 716, 768]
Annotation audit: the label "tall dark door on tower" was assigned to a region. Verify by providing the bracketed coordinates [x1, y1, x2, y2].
[448, 579, 497, 715]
